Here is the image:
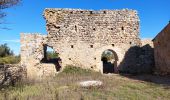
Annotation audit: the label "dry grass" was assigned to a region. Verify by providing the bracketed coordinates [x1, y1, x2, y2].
[0, 66, 170, 100]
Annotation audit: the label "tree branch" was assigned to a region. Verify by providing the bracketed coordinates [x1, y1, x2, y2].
[0, 0, 21, 9]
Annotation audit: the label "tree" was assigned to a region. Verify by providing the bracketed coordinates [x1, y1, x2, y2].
[0, 43, 21, 65]
[0, 0, 21, 29]
[0, 0, 20, 8]
[102, 50, 114, 61]
[0, 43, 13, 57]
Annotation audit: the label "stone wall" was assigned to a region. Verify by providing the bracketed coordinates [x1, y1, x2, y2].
[43, 8, 140, 71]
[20, 33, 56, 80]
[20, 8, 156, 79]
[141, 38, 154, 47]
[117, 38, 154, 74]
[0, 64, 24, 86]
[153, 23, 170, 75]
[20, 33, 47, 65]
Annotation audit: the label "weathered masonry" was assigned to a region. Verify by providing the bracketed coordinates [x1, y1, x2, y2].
[20, 8, 154, 79]
[153, 22, 170, 75]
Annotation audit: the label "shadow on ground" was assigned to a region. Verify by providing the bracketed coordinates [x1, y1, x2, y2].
[120, 74, 170, 88]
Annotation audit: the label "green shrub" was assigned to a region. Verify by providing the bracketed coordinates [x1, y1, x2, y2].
[0, 56, 20, 65]
[0, 43, 20, 65]
[62, 65, 93, 74]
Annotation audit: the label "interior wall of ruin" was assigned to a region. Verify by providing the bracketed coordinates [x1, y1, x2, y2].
[153, 23, 170, 75]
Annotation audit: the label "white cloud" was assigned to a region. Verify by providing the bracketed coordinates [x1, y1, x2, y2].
[1, 39, 20, 43]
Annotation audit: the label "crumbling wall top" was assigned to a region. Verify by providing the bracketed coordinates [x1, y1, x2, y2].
[43, 8, 139, 21]
[20, 33, 46, 37]
[43, 8, 138, 12]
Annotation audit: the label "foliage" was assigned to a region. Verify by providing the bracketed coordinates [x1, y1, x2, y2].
[0, 43, 13, 57]
[102, 50, 114, 61]
[0, 55, 20, 64]
[46, 51, 58, 59]
[0, 43, 20, 64]
[62, 65, 93, 74]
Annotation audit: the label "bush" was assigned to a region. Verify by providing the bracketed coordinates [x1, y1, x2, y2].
[0, 43, 13, 57]
[0, 44, 20, 65]
[62, 65, 93, 74]
[0, 56, 20, 65]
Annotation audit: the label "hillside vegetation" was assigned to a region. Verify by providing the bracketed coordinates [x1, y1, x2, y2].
[0, 43, 20, 64]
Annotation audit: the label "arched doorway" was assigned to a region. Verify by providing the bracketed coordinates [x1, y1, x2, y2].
[101, 49, 118, 74]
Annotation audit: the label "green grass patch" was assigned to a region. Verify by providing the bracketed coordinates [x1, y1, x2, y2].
[0, 56, 20, 64]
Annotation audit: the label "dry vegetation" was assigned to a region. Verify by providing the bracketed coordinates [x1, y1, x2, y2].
[0, 66, 170, 100]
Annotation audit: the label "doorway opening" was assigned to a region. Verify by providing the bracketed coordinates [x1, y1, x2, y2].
[101, 49, 118, 74]
[41, 44, 61, 71]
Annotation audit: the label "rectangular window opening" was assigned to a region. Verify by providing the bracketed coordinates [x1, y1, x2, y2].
[71, 45, 74, 48]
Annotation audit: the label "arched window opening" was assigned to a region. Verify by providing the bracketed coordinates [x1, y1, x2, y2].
[41, 45, 61, 71]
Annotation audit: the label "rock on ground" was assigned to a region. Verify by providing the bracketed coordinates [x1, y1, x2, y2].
[79, 80, 103, 88]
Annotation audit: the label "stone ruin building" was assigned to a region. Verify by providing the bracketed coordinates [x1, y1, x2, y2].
[20, 8, 154, 79]
[153, 22, 170, 75]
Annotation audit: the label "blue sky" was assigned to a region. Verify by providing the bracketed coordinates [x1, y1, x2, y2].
[0, 0, 170, 55]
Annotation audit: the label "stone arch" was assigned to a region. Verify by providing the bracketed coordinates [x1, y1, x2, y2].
[105, 49, 118, 61]
[95, 45, 124, 74]
[101, 49, 118, 73]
